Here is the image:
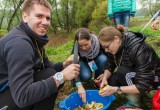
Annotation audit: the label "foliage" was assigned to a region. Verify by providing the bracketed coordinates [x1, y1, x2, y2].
[0, 29, 8, 38]
[130, 16, 150, 27]
[0, 0, 23, 30]
[130, 25, 160, 37]
[146, 36, 160, 56]
[89, 0, 111, 33]
[75, 0, 97, 27]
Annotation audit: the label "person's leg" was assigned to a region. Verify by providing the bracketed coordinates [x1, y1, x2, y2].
[108, 73, 120, 86]
[116, 66, 136, 86]
[79, 61, 92, 82]
[94, 54, 107, 79]
[113, 12, 122, 26]
[0, 68, 61, 110]
[116, 66, 141, 108]
[121, 11, 130, 27]
[0, 88, 33, 110]
[32, 68, 63, 110]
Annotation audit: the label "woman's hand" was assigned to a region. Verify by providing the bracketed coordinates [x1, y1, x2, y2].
[77, 84, 86, 103]
[99, 85, 117, 96]
[100, 74, 108, 88]
[94, 74, 103, 83]
[63, 54, 79, 68]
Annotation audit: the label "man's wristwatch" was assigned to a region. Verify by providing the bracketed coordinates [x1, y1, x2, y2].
[117, 86, 122, 94]
[53, 72, 64, 84]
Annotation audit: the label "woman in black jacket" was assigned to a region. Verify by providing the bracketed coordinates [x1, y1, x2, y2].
[97, 25, 160, 109]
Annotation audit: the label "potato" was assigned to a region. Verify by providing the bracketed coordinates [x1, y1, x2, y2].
[99, 85, 110, 94]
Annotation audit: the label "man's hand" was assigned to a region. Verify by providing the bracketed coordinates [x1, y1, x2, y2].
[151, 19, 160, 30]
[62, 64, 80, 80]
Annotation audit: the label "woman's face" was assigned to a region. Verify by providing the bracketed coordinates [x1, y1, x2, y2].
[78, 38, 92, 52]
[100, 36, 121, 55]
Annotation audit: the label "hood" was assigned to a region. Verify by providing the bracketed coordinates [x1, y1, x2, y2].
[123, 31, 146, 49]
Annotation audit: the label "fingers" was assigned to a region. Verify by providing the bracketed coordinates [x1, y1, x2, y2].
[100, 81, 108, 88]
[152, 24, 157, 30]
[78, 92, 86, 103]
[94, 74, 103, 82]
[99, 86, 112, 96]
[62, 64, 80, 80]
[151, 20, 160, 30]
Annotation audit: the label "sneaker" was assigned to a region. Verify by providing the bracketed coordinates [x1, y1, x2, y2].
[117, 106, 143, 110]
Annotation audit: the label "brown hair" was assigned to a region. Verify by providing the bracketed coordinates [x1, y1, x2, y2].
[75, 28, 92, 41]
[22, 0, 52, 14]
[98, 25, 125, 42]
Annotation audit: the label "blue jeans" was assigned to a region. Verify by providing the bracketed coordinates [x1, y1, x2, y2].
[79, 54, 107, 82]
[113, 11, 130, 27]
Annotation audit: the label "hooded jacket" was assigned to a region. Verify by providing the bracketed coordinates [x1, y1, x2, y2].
[0, 21, 63, 107]
[105, 31, 160, 93]
[108, 0, 136, 19]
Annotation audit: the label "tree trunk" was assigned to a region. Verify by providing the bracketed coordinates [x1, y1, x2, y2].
[7, 0, 24, 31]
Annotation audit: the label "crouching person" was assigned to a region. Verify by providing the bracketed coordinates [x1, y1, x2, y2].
[97, 25, 160, 109]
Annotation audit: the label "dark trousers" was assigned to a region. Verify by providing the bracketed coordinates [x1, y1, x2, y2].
[108, 66, 136, 86]
[0, 68, 63, 110]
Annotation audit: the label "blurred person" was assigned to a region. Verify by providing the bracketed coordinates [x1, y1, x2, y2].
[108, 0, 136, 30]
[0, 0, 80, 110]
[97, 25, 160, 109]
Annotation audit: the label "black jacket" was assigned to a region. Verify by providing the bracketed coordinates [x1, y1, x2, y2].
[0, 21, 63, 107]
[105, 31, 160, 93]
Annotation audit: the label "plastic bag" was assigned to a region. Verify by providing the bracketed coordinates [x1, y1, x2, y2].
[152, 86, 160, 110]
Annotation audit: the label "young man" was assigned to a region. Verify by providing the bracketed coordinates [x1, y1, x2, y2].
[0, 0, 80, 110]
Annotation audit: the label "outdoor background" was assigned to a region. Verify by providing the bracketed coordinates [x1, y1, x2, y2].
[1, 0, 160, 110]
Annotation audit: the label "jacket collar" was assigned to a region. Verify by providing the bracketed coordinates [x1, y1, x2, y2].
[19, 21, 49, 47]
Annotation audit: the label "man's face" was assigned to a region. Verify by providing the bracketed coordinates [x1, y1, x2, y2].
[22, 4, 51, 36]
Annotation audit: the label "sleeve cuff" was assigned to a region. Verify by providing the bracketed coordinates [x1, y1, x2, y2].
[45, 77, 58, 95]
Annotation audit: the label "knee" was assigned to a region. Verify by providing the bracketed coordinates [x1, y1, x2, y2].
[96, 54, 107, 65]
[79, 62, 92, 82]
[80, 72, 92, 82]
[117, 66, 134, 78]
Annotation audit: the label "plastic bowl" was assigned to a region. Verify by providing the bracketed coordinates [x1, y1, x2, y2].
[58, 90, 116, 110]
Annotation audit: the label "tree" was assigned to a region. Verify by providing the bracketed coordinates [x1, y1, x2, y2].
[0, 2, 7, 29]
[75, 0, 97, 27]
[7, 0, 24, 31]
[89, 0, 111, 32]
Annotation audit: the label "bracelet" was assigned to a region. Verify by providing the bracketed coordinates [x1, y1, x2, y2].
[75, 82, 82, 87]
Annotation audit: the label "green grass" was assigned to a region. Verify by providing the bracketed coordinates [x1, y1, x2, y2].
[46, 40, 74, 62]
[130, 25, 160, 37]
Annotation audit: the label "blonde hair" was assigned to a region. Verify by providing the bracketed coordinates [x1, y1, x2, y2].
[98, 25, 125, 42]
[22, 0, 52, 14]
